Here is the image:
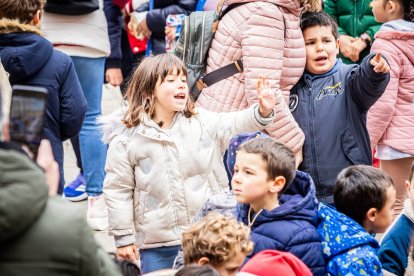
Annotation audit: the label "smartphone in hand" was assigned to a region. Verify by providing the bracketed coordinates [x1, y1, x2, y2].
[9, 85, 48, 157]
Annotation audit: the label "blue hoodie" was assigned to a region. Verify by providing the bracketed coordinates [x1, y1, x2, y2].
[236, 171, 326, 275]
[318, 204, 382, 275]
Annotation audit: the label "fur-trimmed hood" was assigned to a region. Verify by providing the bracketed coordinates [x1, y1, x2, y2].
[0, 19, 52, 83]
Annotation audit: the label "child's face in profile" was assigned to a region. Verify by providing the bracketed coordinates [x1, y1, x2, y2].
[211, 248, 246, 276]
[303, 25, 339, 75]
[370, 186, 396, 233]
[232, 151, 279, 212]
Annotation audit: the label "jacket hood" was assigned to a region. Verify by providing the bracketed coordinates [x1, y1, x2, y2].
[317, 204, 379, 258]
[0, 147, 48, 243]
[375, 20, 414, 66]
[238, 170, 319, 227]
[225, 0, 302, 16]
[0, 19, 52, 83]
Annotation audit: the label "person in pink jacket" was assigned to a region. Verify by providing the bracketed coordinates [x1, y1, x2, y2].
[196, 0, 320, 166]
[368, 0, 414, 217]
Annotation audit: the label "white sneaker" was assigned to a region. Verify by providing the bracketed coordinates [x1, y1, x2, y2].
[87, 194, 109, 231]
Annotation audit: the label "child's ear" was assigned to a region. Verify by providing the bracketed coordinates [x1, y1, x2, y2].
[270, 176, 286, 194]
[30, 10, 42, 27]
[366, 207, 378, 223]
[406, 180, 412, 194]
[197, 257, 210, 266]
[336, 39, 340, 55]
[387, 0, 399, 14]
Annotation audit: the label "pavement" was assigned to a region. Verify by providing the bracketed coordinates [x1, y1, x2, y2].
[63, 84, 123, 254]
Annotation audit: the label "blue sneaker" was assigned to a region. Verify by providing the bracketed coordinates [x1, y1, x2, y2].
[63, 173, 87, 202]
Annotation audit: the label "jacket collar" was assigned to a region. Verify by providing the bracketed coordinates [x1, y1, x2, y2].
[304, 59, 342, 83]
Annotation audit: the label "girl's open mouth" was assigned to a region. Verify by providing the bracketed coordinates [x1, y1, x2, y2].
[174, 93, 186, 99]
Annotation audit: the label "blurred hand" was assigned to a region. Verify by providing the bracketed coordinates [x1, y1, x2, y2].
[349, 38, 367, 62]
[370, 51, 390, 73]
[165, 26, 177, 42]
[339, 35, 357, 59]
[136, 19, 151, 39]
[116, 244, 139, 261]
[105, 68, 123, 87]
[256, 76, 276, 118]
[36, 140, 59, 196]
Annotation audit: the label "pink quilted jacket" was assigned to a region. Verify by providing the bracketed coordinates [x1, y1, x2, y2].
[368, 30, 414, 155]
[196, 0, 305, 153]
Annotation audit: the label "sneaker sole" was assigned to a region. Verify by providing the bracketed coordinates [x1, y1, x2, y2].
[62, 192, 88, 202]
[87, 217, 109, 231]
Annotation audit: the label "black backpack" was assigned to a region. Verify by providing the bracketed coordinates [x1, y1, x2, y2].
[45, 0, 99, 16]
[175, 1, 244, 101]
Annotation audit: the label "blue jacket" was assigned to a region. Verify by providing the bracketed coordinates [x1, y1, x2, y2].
[0, 20, 87, 191]
[290, 55, 390, 204]
[318, 204, 382, 275]
[236, 171, 326, 275]
[379, 200, 414, 276]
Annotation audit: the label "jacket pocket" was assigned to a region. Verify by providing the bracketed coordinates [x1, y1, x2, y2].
[341, 127, 364, 165]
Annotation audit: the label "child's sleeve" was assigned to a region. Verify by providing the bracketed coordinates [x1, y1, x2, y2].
[347, 53, 391, 111]
[330, 252, 383, 276]
[198, 104, 274, 154]
[59, 57, 87, 141]
[367, 40, 400, 149]
[379, 200, 414, 276]
[103, 135, 136, 247]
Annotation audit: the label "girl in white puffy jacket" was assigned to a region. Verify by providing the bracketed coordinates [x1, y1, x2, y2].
[101, 54, 276, 273]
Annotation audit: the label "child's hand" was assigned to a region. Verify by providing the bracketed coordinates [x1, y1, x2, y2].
[257, 76, 276, 117]
[370, 51, 390, 73]
[116, 244, 139, 261]
[165, 26, 177, 42]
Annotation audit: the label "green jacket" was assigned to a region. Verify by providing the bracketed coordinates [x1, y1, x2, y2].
[0, 147, 121, 276]
[324, 0, 381, 63]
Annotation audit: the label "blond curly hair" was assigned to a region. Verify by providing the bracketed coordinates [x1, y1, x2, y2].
[182, 213, 253, 266]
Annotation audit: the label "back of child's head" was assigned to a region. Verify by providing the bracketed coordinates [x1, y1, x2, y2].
[239, 250, 312, 276]
[175, 265, 220, 276]
[122, 54, 195, 128]
[300, 11, 338, 39]
[181, 213, 253, 266]
[226, 131, 270, 178]
[334, 165, 394, 225]
[238, 137, 296, 195]
[0, 0, 45, 24]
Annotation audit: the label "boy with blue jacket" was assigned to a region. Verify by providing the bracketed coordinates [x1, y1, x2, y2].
[233, 137, 325, 275]
[0, 0, 87, 193]
[290, 11, 390, 205]
[318, 165, 396, 275]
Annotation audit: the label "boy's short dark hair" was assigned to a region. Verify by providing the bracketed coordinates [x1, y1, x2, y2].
[0, 0, 46, 24]
[334, 165, 394, 225]
[239, 138, 296, 195]
[300, 11, 339, 39]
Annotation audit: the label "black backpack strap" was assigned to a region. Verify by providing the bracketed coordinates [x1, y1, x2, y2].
[197, 60, 243, 91]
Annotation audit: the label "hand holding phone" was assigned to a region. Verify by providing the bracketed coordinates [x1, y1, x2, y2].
[9, 85, 48, 158]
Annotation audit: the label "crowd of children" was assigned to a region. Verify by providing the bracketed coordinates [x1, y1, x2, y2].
[0, 0, 413, 275]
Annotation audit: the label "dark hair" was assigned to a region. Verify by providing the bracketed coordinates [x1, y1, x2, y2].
[300, 11, 338, 39]
[238, 138, 296, 196]
[409, 161, 414, 183]
[0, 0, 45, 24]
[175, 265, 220, 276]
[334, 165, 394, 225]
[384, 0, 414, 22]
